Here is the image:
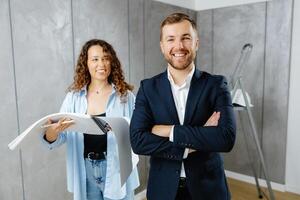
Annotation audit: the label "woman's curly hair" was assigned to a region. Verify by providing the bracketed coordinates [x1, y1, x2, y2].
[68, 39, 133, 97]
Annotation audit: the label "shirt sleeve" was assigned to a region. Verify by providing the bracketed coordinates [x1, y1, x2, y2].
[169, 125, 189, 159]
[169, 125, 175, 142]
[41, 92, 73, 149]
[183, 148, 189, 159]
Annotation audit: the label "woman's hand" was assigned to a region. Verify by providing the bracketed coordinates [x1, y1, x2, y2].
[44, 117, 73, 142]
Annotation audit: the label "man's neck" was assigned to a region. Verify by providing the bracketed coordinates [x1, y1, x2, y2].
[168, 64, 194, 86]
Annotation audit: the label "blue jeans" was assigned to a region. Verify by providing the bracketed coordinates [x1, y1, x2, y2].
[85, 158, 107, 200]
[85, 158, 134, 200]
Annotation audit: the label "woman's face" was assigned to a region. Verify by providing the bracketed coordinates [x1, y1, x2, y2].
[87, 45, 111, 82]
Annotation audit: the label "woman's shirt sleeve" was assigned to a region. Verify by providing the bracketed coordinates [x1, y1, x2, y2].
[127, 91, 136, 118]
[41, 92, 73, 149]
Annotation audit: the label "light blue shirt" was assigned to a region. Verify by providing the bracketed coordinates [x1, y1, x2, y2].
[42, 85, 140, 200]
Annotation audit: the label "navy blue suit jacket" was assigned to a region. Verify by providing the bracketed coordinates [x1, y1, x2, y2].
[130, 69, 236, 200]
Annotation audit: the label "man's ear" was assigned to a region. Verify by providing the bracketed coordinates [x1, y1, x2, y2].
[195, 37, 200, 51]
[160, 41, 165, 54]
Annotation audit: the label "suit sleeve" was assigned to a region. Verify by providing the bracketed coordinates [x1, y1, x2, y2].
[130, 81, 184, 161]
[173, 76, 236, 152]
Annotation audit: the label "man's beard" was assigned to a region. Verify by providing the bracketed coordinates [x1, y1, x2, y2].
[165, 52, 195, 71]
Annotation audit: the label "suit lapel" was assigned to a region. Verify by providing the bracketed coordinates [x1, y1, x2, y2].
[184, 69, 207, 124]
[158, 71, 180, 124]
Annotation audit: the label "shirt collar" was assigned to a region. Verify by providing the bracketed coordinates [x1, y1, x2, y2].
[167, 65, 195, 89]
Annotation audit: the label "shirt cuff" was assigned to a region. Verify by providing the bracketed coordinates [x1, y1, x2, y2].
[169, 125, 174, 142]
[183, 148, 189, 159]
[43, 134, 55, 144]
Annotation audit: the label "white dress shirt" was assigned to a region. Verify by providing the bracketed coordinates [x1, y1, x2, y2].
[167, 65, 195, 177]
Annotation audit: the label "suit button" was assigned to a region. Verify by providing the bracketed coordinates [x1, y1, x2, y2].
[175, 170, 180, 174]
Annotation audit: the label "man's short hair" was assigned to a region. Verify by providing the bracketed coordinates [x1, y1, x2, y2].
[160, 12, 197, 40]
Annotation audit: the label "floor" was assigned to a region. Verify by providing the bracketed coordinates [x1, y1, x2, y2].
[139, 178, 300, 200]
[228, 178, 300, 200]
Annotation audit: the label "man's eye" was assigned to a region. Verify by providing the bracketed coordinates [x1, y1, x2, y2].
[183, 37, 191, 40]
[167, 39, 174, 42]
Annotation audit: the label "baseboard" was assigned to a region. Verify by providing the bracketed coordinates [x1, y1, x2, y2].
[225, 170, 286, 192]
[134, 171, 300, 198]
[285, 184, 300, 195]
[135, 189, 146, 200]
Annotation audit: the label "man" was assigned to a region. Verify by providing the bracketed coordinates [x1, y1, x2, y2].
[130, 13, 236, 200]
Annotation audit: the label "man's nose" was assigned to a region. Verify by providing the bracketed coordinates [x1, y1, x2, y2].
[175, 40, 184, 49]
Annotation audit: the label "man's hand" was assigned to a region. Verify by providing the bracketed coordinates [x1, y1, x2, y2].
[151, 125, 172, 137]
[204, 111, 220, 126]
[189, 111, 221, 153]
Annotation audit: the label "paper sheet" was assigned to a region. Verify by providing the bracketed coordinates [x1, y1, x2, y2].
[8, 112, 138, 186]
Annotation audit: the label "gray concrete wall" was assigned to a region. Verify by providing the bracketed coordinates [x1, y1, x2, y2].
[6, 0, 74, 199]
[0, 0, 23, 199]
[197, 0, 292, 184]
[263, 0, 292, 183]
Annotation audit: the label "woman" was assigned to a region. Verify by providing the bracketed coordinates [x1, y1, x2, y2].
[42, 39, 139, 200]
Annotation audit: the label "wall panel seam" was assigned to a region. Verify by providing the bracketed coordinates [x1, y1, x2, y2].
[71, 0, 75, 67]
[7, 0, 25, 199]
[286, 0, 294, 130]
[284, 0, 295, 181]
[212, 9, 214, 73]
[128, 0, 131, 82]
[260, 1, 268, 178]
[143, 0, 145, 78]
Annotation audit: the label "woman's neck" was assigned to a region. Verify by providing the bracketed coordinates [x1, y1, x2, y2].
[88, 80, 110, 94]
